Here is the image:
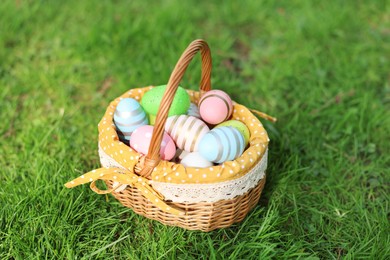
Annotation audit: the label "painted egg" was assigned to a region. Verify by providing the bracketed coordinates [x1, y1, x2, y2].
[199, 90, 233, 125]
[216, 120, 250, 146]
[114, 98, 148, 142]
[198, 126, 245, 163]
[180, 152, 213, 168]
[165, 115, 210, 152]
[130, 125, 176, 160]
[187, 103, 200, 118]
[141, 85, 190, 119]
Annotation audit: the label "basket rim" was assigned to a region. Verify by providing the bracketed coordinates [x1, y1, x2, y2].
[97, 86, 270, 185]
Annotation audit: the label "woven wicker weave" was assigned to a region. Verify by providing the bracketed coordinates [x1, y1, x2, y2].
[65, 39, 274, 232]
[106, 178, 265, 231]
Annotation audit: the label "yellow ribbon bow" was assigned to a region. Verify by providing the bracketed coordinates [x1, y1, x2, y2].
[64, 167, 184, 216]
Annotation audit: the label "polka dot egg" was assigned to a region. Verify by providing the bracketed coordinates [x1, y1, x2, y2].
[199, 90, 233, 125]
[130, 125, 176, 160]
[198, 126, 245, 163]
[114, 98, 148, 142]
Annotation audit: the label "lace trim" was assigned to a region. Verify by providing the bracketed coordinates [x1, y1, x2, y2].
[98, 147, 267, 203]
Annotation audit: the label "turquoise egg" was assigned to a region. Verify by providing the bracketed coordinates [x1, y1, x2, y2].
[198, 126, 245, 163]
[114, 98, 148, 142]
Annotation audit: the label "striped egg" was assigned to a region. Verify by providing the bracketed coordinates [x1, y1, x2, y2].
[187, 103, 200, 118]
[198, 126, 245, 163]
[199, 90, 233, 125]
[114, 98, 148, 142]
[165, 115, 210, 152]
[216, 120, 250, 146]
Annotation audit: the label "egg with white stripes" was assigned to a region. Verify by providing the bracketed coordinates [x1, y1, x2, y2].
[198, 126, 245, 163]
[165, 115, 210, 152]
[199, 90, 233, 125]
[114, 98, 148, 142]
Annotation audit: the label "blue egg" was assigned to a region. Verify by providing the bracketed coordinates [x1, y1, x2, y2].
[114, 98, 148, 142]
[198, 126, 245, 163]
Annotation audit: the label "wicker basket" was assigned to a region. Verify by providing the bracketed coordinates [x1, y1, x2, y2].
[65, 39, 275, 232]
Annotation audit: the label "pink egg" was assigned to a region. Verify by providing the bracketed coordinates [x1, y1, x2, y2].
[130, 125, 176, 160]
[199, 90, 233, 125]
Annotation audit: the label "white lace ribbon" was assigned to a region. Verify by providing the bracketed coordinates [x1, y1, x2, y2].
[99, 147, 267, 203]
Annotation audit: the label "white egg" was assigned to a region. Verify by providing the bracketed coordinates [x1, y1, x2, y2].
[181, 152, 213, 168]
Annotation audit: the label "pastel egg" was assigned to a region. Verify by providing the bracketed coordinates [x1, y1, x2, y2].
[198, 126, 245, 163]
[130, 125, 176, 160]
[114, 98, 148, 142]
[216, 120, 250, 146]
[180, 152, 213, 168]
[187, 103, 200, 118]
[165, 115, 210, 152]
[199, 90, 233, 125]
[141, 85, 190, 118]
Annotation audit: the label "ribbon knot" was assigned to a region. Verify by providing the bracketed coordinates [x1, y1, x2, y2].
[64, 167, 184, 216]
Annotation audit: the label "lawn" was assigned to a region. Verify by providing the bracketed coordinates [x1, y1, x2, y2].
[0, 0, 389, 259]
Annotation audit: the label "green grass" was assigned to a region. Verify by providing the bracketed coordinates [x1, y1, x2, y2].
[1, 0, 389, 259]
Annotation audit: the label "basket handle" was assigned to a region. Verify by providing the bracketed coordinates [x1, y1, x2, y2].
[138, 39, 212, 178]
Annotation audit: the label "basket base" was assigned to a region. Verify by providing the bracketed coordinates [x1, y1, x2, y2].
[106, 176, 266, 232]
